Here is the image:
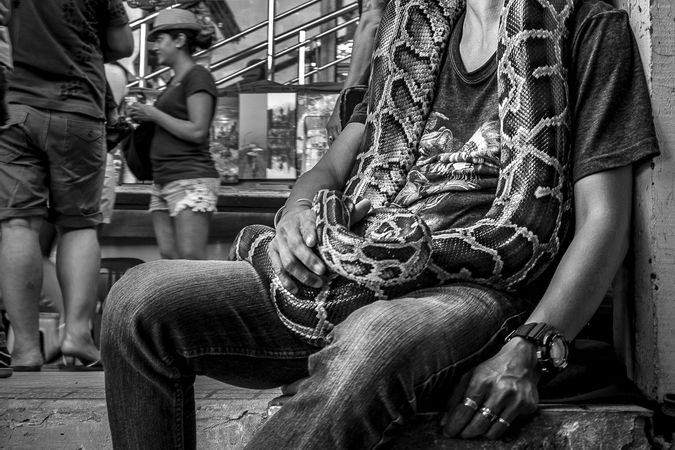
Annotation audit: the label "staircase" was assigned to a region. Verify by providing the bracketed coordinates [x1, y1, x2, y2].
[124, 0, 359, 89]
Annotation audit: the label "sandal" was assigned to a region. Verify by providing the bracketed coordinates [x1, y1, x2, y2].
[58, 354, 103, 372]
[11, 365, 42, 372]
[0, 332, 12, 378]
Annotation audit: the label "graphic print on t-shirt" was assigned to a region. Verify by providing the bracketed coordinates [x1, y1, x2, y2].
[394, 111, 501, 212]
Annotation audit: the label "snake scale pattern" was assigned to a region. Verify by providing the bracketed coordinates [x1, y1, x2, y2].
[234, 0, 575, 346]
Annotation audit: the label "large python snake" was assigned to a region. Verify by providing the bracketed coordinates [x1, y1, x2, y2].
[233, 0, 574, 346]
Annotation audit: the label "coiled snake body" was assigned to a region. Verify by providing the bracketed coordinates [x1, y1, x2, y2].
[234, 0, 575, 346]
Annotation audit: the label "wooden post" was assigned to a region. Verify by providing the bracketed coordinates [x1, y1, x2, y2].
[616, 0, 675, 401]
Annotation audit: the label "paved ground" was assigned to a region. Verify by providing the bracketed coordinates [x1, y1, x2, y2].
[0, 370, 657, 449]
[0, 369, 280, 449]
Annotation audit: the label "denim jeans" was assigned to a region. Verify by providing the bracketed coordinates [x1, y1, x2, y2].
[101, 259, 529, 449]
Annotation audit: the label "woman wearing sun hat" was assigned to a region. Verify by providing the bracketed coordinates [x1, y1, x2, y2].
[128, 8, 219, 260]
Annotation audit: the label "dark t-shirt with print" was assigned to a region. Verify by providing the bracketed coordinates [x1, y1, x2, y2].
[150, 64, 219, 185]
[348, 0, 659, 300]
[8, 0, 128, 119]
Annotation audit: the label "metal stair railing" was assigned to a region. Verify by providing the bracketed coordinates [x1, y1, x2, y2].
[126, 0, 358, 89]
[213, 5, 358, 86]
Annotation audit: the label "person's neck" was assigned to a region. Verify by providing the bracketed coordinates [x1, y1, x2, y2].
[460, 0, 503, 72]
[170, 56, 196, 85]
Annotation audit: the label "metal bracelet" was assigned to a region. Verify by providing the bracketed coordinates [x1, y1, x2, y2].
[273, 205, 286, 229]
[296, 198, 313, 209]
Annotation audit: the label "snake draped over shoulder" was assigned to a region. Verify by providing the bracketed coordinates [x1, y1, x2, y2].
[233, 0, 575, 347]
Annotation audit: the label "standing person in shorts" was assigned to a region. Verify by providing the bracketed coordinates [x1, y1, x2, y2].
[0, 0, 132, 370]
[128, 8, 219, 260]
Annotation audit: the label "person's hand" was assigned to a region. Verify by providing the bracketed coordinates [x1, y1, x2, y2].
[106, 106, 120, 126]
[269, 197, 371, 294]
[269, 205, 325, 294]
[441, 338, 541, 440]
[325, 98, 343, 146]
[128, 103, 156, 123]
[281, 377, 305, 395]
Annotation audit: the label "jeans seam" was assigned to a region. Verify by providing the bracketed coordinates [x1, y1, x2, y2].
[372, 310, 527, 449]
[174, 381, 184, 450]
[178, 346, 314, 359]
[42, 108, 54, 150]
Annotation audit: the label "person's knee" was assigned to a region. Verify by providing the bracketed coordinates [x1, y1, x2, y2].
[101, 261, 168, 349]
[0, 216, 42, 235]
[332, 301, 411, 349]
[325, 299, 449, 380]
[315, 301, 418, 377]
[302, 302, 418, 408]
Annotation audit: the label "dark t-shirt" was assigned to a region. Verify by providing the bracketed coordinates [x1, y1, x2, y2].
[150, 64, 219, 185]
[348, 0, 659, 299]
[8, 0, 128, 119]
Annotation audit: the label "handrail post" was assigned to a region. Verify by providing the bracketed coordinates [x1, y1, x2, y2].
[266, 0, 276, 81]
[318, 0, 337, 82]
[138, 22, 148, 88]
[298, 30, 306, 85]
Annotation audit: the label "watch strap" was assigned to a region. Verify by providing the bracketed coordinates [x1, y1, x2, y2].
[506, 322, 556, 345]
[506, 322, 569, 373]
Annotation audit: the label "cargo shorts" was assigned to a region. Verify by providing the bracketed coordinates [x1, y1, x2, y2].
[0, 104, 106, 228]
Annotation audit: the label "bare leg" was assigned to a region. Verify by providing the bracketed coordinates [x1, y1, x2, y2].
[39, 222, 64, 319]
[152, 210, 179, 259]
[0, 217, 44, 367]
[174, 209, 212, 260]
[42, 258, 64, 317]
[56, 226, 100, 362]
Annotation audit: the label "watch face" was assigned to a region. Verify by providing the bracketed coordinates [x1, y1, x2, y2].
[549, 335, 569, 368]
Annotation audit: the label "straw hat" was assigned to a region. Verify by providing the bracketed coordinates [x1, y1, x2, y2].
[147, 8, 202, 41]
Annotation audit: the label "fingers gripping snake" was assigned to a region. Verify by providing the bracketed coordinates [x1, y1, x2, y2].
[233, 0, 575, 346]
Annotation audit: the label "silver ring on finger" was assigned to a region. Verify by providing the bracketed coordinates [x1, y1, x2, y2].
[479, 407, 499, 423]
[462, 397, 479, 411]
[496, 416, 511, 427]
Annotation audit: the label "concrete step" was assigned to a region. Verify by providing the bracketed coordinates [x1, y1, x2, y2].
[0, 371, 655, 449]
[390, 405, 654, 449]
[0, 371, 278, 449]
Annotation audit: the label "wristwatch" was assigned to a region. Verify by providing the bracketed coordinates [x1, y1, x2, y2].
[505, 322, 569, 373]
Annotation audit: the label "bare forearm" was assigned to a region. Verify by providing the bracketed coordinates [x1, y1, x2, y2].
[343, 3, 387, 88]
[529, 218, 628, 339]
[286, 170, 340, 210]
[343, 20, 379, 87]
[286, 122, 365, 212]
[526, 168, 633, 340]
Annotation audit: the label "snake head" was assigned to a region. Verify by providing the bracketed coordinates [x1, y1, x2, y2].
[313, 190, 372, 228]
[313, 190, 351, 228]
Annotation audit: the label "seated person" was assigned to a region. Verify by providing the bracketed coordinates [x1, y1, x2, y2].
[101, 0, 658, 447]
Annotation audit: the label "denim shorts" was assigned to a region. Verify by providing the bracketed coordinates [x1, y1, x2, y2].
[0, 104, 106, 228]
[148, 178, 220, 217]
